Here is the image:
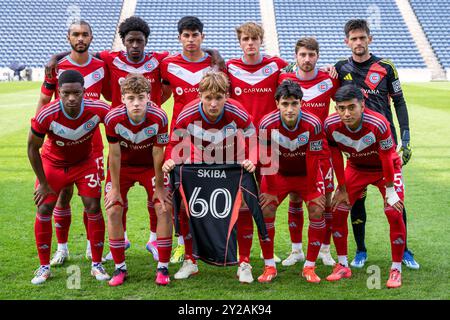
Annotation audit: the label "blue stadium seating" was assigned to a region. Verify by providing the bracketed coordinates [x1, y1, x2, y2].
[409, 0, 450, 68]
[274, 0, 426, 68]
[0, 0, 121, 67]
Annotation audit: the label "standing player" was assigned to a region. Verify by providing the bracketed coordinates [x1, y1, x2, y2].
[159, 16, 217, 264]
[37, 20, 108, 266]
[225, 21, 288, 281]
[258, 80, 326, 283]
[104, 74, 172, 286]
[324, 85, 406, 288]
[162, 71, 258, 281]
[28, 70, 110, 284]
[278, 37, 339, 267]
[334, 19, 418, 269]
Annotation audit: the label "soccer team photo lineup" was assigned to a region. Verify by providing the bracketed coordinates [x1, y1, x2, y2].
[2, 2, 448, 299]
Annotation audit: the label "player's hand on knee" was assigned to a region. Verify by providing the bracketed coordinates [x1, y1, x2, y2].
[242, 159, 255, 173]
[104, 188, 123, 210]
[153, 187, 171, 213]
[331, 186, 350, 212]
[259, 193, 278, 210]
[308, 194, 326, 210]
[385, 186, 403, 212]
[162, 159, 175, 173]
[34, 183, 56, 207]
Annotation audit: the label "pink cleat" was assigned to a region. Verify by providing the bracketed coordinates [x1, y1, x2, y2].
[108, 268, 128, 287]
[155, 267, 170, 286]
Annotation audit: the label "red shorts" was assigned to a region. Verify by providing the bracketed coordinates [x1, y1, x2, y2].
[260, 173, 324, 207]
[319, 157, 334, 193]
[36, 157, 101, 204]
[346, 159, 404, 206]
[92, 127, 105, 181]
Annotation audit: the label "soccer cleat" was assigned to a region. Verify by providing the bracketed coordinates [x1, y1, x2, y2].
[350, 251, 368, 268]
[302, 266, 321, 283]
[174, 259, 198, 279]
[260, 251, 282, 263]
[386, 269, 402, 288]
[257, 266, 277, 283]
[236, 262, 254, 284]
[108, 268, 128, 287]
[91, 263, 110, 281]
[326, 264, 352, 282]
[31, 266, 52, 285]
[170, 244, 185, 264]
[105, 240, 131, 261]
[281, 250, 305, 266]
[402, 250, 420, 270]
[146, 241, 159, 261]
[50, 249, 69, 267]
[155, 267, 170, 286]
[318, 247, 336, 266]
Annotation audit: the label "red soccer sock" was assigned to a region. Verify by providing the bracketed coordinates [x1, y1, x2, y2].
[157, 236, 172, 264]
[86, 211, 105, 263]
[306, 217, 326, 262]
[147, 200, 157, 234]
[35, 213, 52, 266]
[237, 208, 253, 263]
[180, 209, 195, 263]
[323, 206, 333, 246]
[53, 206, 71, 244]
[385, 207, 406, 263]
[331, 206, 350, 256]
[259, 216, 275, 260]
[288, 201, 303, 244]
[83, 211, 89, 240]
[109, 238, 125, 265]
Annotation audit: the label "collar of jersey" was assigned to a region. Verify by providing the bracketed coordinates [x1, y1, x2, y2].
[126, 108, 147, 126]
[124, 51, 146, 65]
[199, 102, 224, 124]
[281, 111, 301, 132]
[182, 52, 209, 63]
[66, 54, 92, 67]
[60, 99, 84, 120]
[351, 53, 374, 66]
[345, 113, 364, 133]
[241, 54, 263, 65]
[296, 67, 318, 81]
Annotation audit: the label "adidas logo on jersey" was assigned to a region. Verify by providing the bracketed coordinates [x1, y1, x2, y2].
[344, 73, 353, 81]
[396, 187, 402, 193]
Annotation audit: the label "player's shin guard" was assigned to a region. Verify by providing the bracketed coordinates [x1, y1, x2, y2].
[86, 211, 105, 263]
[332, 206, 350, 256]
[53, 206, 71, 244]
[180, 209, 194, 262]
[109, 238, 125, 265]
[148, 200, 157, 234]
[288, 202, 303, 244]
[83, 211, 89, 240]
[323, 207, 333, 246]
[259, 217, 275, 260]
[237, 208, 253, 263]
[157, 237, 172, 264]
[385, 207, 406, 263]
[306, 218, 326, 262]
[35, 213, 52, 265]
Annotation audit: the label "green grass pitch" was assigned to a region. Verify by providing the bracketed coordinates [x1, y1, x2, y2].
[0, 81, 449, 300]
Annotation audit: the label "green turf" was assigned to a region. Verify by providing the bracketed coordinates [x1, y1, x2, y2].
[0, 81, 449, 300]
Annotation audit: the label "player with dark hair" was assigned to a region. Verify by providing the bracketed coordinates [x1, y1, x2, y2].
[37, 20, 108, 266]
[258, 80, 326, 283]
[324, 85, 406, 288]
[335, 19, 418, 269]
[28, 70, 110, 285]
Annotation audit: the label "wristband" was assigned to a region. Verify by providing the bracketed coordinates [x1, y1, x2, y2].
[386, 186, 400, 206]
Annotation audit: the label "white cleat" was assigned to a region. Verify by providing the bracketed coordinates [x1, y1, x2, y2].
[91, 263, 110, 281]
[282, 250, 305, 267]
[260, 251, 282, 263]
[318, 247, 336, 266]
[50, 250, 69, 267]
[236, 262, 254, 284]
[174, 259, 199, 280]
[31, 266, 52, 285]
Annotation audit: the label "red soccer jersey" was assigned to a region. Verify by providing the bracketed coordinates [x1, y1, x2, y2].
[105, 102, 169, 168]
[31, 99, 110, 167]
[278, 69, 339, 124]
[99, 50, 169, 107]
[160, 53, 213, 124]
[225, 55, 288, 127]
[41, 54, 107, 100]
[165, 98, 256, 164]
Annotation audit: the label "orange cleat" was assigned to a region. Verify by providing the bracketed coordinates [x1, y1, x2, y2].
[326, 264, 352, 282]
[257, 266, 277, 283]
[302, 266, 321, 283]
[386, 269, 402, 288]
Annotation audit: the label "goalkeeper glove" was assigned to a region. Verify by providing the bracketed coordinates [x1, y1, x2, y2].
[281, 62, 296, 73]
[398, 130, 412, 165]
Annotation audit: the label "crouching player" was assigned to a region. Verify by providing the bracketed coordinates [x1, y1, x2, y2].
[28, 70, 110, 284]
[104, 74, 172, 286]
[324, 85, 406, 288]
[258, 80, 327, 283]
